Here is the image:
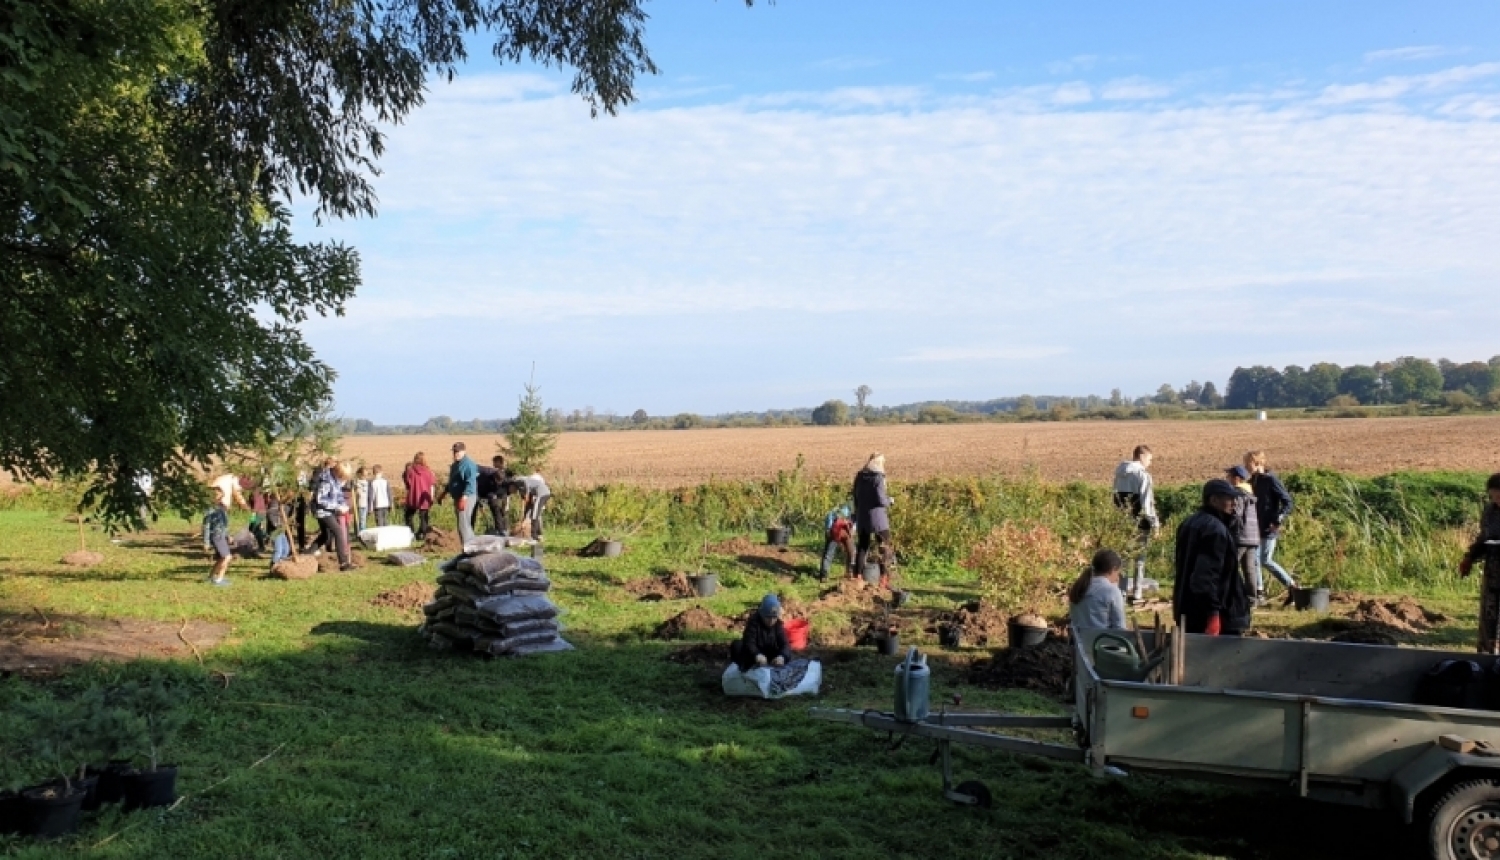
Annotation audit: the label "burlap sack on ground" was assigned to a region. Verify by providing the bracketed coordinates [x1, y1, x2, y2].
[271, 557, 318, 580]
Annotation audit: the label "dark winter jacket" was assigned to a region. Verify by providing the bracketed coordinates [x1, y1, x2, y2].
[738, 617, 792, 665]
[1172, 507, 1251, 632]
[1250, 472, 1294, 537]
[852, 469, 891, 533]
[1230, 486, 1261, 547]
[476, 466, 506, 499]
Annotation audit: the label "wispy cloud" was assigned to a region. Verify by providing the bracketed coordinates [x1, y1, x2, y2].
[1364, 45, 1461, 63]
[939, 71, 995, 83]
[1100, 77, 1171, 101]
[1047, 55, 1100, 75]
[299, 62, 1500, 415]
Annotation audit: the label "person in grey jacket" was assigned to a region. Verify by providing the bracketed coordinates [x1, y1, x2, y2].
[852, 453, 893, 589]
[1068, 549, 1126, 631]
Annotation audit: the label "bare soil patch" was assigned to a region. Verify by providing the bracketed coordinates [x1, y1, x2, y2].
[270, 557, 318, 580]
[937, 601, 1011, 648]
[60, 550, 105, 567]
[316, 549, 368, 573]
[370, 581, 434, 612]
[625, 572, 698, 601]
[666, 642, 729, 665]
[0, 611, 229, 675]
[337, 417, 1500, 488]
[654, 606, 738, 639]
[968, 638, 1074, 699]
[420, 527, 462, 553]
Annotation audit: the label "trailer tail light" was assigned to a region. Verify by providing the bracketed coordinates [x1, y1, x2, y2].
[1131, 706, 1150, 719]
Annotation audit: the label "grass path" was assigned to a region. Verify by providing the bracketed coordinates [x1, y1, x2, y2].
[0, 509, 1479, 858]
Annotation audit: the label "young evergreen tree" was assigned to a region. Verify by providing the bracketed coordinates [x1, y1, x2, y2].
[502, 383, 559, 474]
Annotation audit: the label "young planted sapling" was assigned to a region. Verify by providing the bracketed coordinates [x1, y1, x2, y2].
[18, 698, 88, 796]
[131, 677, 187, 772]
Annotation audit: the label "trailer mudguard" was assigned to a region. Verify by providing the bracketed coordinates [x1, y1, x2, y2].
[1389, 743, 1500, 823]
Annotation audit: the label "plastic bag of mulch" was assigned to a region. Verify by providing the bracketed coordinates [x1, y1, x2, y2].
[457, 551, 522, 580]
[422, 596, 458, 617]
[509, 637, 574, 656]
[473, 592, 559, 624]
[387, 551, 426, 567]
[461, 535, 510, 555]
[481, 631, 560, 656]
[464, 575, 552, 597]
[436, 582, 485, 604]
[498, 618, 559, 638]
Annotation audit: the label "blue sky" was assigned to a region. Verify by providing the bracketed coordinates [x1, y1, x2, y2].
[298, 1, 1500, 422]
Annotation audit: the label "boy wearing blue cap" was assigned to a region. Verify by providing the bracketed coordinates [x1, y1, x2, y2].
[730, 595, 793, 671]
[819, 506, 856, 580]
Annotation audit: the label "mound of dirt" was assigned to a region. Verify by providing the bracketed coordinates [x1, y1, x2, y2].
[370, 581, 434, 611]
[420, 527, 462, 553]
[625, 572, 698, 601]
[813, 578, 880, 612]
[317, 549, 368, 573]
[1348, 597, 1446, 632]
[968, 638, 1073, 699]
[709, 536, 802, 560]
[270, 557, 318, 580]
[60, 551, 105, 567]
[655, 606, 737, 639]
[938, 601, 1011, 648]
[666, 642, 729, 665]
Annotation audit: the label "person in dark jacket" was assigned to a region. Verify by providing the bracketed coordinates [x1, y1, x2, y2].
[1245, 450, 1298, 603]
[730, 595, 793, 671]
[853, 453, 893, 589]
[1460, 473, 1500, 654]
[476, 456, 511, 536]
[1225, 466, 1263, 606]
[1172, 479, 1252, 635]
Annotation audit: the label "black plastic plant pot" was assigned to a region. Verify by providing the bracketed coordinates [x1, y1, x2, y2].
[121, 766, 177, 812]
[939, 626, 964, 649]
[21, 786, 84, 839]
[690, 574, 718, 598]
[875, 634, 901, 656]
[765, 527, 789, 547]
[890, 589, 911, 608]
[1293, 587, 1331, 612]
[92, 761, 134, 806]
[75, 774, 100, 812]
[601, 540, 623, 558]
[1007, 619, 1049, 649]
[0, 790, 24, 836]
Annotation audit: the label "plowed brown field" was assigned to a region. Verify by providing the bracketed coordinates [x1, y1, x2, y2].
[339, 416, 1500, 488]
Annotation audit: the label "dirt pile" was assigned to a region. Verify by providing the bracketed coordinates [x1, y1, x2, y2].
[370, 581, 434, 611]
[317, 549, 368, 573]
[60, 551, 105, 567]
[270, 557, 318, 580]
[1349, 597, 1446, 631]
[420, 527, 462, 553]
[968, 638, 1073, 699]
[937, 601, 1010, 648]
[625, 572, 698, 601]
[655, 606, 737, 639]
[666, 642, 729, 665]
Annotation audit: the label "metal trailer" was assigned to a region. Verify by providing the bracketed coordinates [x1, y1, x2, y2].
[810, 631, 1500, 860]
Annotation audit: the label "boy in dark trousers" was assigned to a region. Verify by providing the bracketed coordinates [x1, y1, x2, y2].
[203, 487, 233, 587]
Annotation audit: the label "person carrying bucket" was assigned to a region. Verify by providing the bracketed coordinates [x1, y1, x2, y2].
[818, 506, 856, 580]
[853, 453, 894, 590]
[730, 595, 793, 671]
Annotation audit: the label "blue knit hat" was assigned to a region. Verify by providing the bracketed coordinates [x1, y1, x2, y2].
[759, 594, 782, 620]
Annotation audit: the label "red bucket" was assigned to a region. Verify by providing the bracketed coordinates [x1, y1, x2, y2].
[786, 618, 810, 651]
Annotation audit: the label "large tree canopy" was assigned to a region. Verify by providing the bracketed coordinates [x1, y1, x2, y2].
[0, 0, 661, 525]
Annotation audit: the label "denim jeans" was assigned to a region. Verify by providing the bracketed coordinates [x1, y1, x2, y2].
[1258, 537, 1296, 588]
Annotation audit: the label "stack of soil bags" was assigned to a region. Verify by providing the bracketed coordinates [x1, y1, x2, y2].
[418, 548, 573, 657]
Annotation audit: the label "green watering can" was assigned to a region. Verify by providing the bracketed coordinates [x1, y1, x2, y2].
[1092, 633, 1163, 682]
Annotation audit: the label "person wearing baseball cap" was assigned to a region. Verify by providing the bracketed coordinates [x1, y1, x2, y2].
[433, 442, 480, 546]
[730, 594, 793, 672]
[1171, 479, 1253, 635]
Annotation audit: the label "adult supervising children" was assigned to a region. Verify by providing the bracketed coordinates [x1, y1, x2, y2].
[852, 453, 893, 589]
[1112, 445, 1159, 597]
[435, 443, 480, 546]
[1246, 450, 1298, 605]
[1171, 479, 1252, 636]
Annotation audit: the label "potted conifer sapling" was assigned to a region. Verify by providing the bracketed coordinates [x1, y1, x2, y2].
[121, 678, 186, 811]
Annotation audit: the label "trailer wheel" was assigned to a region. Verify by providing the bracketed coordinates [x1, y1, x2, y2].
[952, 780, 992, 809]
[1429, 779, 1500, 860]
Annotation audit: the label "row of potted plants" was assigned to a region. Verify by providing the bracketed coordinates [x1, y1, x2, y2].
[1, 677, 187, 839]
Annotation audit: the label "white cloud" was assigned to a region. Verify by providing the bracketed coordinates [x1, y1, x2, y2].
[1100, 77, 1171, 101]
[299, 63, 1500, 414]
[814, 56, 885, 71]
[1317, 62, 1500, 103]
[939, 71, 996, 83]
[1364, 45, 1461, 63]
[1047, 55, 1100, 75]
[1050, 82, 1093, 104]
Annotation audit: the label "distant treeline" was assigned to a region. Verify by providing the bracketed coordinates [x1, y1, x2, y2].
[341, 354, 1500, 434]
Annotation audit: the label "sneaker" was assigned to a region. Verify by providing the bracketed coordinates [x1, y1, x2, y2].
[339, 563, 356, 572]
[209, 578, 231, 587]
[1254, 591, 1267, 608]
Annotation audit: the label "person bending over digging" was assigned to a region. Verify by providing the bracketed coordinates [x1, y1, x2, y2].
[818, 506, 856, 581]
[853, 453, 893, 589]
[476, 456, 511, 536]
[731, 595, 793, 672]
[519, 472, 552, 541]
[1460, 473, 1500, 654]
[1068, 549, 1126, 631]
[1171, 479, 1252, 636]
[203, 487, 233, 587]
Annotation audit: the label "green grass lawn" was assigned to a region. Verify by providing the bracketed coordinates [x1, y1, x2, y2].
[0, 508, 1479, 859]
